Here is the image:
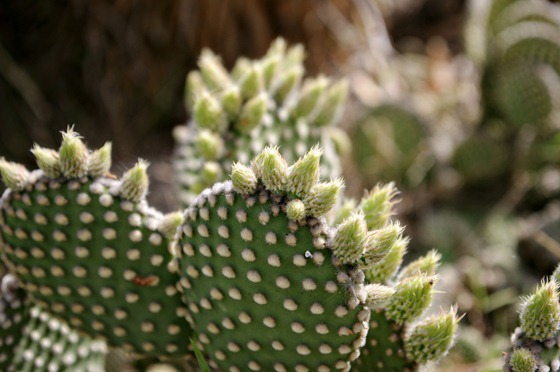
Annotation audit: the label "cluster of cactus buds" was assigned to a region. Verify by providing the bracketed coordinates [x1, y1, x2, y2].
[173, 37, 349, 206]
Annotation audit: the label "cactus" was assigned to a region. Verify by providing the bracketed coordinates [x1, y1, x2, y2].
[504, 271, 560, 371]
[482, 0, 560, 130]
[1, 273, 107, 372]
[0, 128, 192, 358]
[172, 146, 459, 370]
[173, 37, 348, 206]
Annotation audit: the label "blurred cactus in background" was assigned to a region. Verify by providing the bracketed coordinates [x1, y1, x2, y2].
[172, 38, 349, 206]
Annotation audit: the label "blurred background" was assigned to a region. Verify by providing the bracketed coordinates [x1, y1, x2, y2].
[2, 0, 560, 370]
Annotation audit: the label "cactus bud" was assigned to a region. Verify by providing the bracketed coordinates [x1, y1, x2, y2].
[59, 127, 88, 178]
[236, 93, 267, 133]
[231, 162, 258, 195]
[287, 146, 323, 196]
[261, 56, 280, 88]
[366, 237, 408, 283]
[88, 142, 112, 177]
[185, 70, 205, 113]
[221, 85, 242, 120]
[520, 279, 560, 341]
[199, 49, 231, 90]
[332, 213, 368, 264]
[405, 307, 459, 364]
[509, 348, 536, 372]
[304, 178, 344, 217]
[0, 158, 30, 191]
[158, 211, 184, 240]
[295, 76, 329, 118]
[253, 146, 287, 193]
[239, 65, 263, 99]
[31, 145, 61, 178]
[201, 162, 222, 185]
[312, 80, 349, 127]
[231, 57, 251, 82]
[364, 283, 395, 309]
[273, 65, 304, 103]
[398, 250, 442, 281]
[370, 221, 403, 258]
[196, 130, 224, 160]
[194, 92, 227, 133]
[286, 44, 305, 66]
[120, 160, 149, 203]
[359, 183, 399, 230]
[386, 274, 436, 324]
[266, 38, 287, 59]
[286, 199, 306, 221]
[359, 224, 401, 270]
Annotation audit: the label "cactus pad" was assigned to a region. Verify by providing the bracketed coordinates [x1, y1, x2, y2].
[173, 148, 370, 371]
[0, 130, 192, 357]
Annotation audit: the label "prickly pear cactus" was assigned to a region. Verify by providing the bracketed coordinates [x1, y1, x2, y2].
[173, 37, 348, 205]
[482, 0, 560, 129]
[1, 273, 29, 370]
[504, 274, 560, 371]
[172, 146, 459, 370]
[0, 129, 192, 357]
[1, 273, 107, 372]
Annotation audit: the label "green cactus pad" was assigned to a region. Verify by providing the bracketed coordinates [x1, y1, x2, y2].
[354, 310, 414, 371]
[173, 37, 347, 206]
[1, 273, 107, 372]
[0, 130, 192, 357]
[9, 305, 107, 372]
[174, 182, 369, 371]
[173, 147, 371, 371]
[1, 274, 29, 370]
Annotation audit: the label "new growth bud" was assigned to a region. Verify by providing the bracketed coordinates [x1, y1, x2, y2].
[158, 212, 184, 240]
[88, 142, 112, 177]
[237, 93, 267, 133]
[286, 199, 306, 221]
[252, 146, 287, 193]
[295, 76, 329, 118]
[0, 159, 30, 191]
[360, 221, 404, 269]
[405, 307, 460, 364]
[398, 250, 442, 281]
[364, 283, 395, 309]
[120, 160, 149, 203]
[287, 146, 323, 196]
[31, 145, 61, 178]
[359, 183, 399, 230]
[332, 213, 368, 264]
[509, 348, 536, 372]
[196, 130, 224, 160]
[194, 92, 227, 133]
[520, 279, 560, 341]
[59, 127, 88, 178]
[386, 274, 436, 325]
[304, 179, 344, 217]
[231, 163, 258, 195]
[199, 49, 231, 90]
